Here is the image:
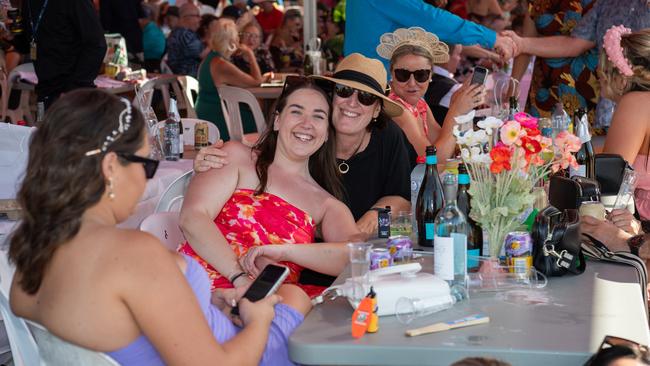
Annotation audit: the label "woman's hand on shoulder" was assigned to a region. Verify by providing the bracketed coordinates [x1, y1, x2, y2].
[194, 139, 229, 172]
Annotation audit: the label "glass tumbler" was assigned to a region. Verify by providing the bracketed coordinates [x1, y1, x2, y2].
[347, 242, 372, 303]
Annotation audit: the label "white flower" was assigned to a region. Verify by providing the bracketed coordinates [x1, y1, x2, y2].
[461, 148, 471, 161]
[454, 110, 475, 125]
[453, 125, 461, 138]
[473, 129, 488, 144]
[478, 116, 504, 131]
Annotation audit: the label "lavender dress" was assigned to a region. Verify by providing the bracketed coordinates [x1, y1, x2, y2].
[107, 255, 303, 365]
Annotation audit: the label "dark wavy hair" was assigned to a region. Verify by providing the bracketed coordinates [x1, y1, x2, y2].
[254, 80, 344, 201]
[9, 89, 145, 294]
[197, 14, 218, 41]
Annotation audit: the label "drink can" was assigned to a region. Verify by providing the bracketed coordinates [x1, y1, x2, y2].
[370, 248, 392, 270]
[504, 231, 533, 276]
[194, 122, 209, 150]
[387, 235, 413, 263]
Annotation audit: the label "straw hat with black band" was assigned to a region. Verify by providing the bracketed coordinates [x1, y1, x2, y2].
[313, 53, 404, 118]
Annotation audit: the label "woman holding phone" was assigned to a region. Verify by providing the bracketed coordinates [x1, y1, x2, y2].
[180, 76, 363, 297]
[377, 27, 485, 162]
[9, 89, 311, 365]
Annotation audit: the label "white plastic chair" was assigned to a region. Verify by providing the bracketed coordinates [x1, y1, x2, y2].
[139, 211, 185, 251]
[0, 265, 41, 366]
[180, 118, 220, 145]
[26, 321, 119, 366]
[217, 85, 267, 141]
[154, 169, 193, 213]
[6, 63, 36, 124]
[133, 75, 181, 115]
[178, 75, 199, 118]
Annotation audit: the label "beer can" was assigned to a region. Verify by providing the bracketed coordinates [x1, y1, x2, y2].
[504, 231, 533, 276]
[370, 248, 392, 270]
[387, 235, 413, 263]
[194, 122, 209, 150]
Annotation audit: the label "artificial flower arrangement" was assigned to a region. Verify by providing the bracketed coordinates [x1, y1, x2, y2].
[453, 112, 582, 257]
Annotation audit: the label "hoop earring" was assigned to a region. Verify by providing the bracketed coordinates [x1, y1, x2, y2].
[107, 177, 115, 201]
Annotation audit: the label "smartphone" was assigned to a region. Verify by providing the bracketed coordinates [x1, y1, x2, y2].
[231, 264, 290, 316]
[470, 66, 489, 86]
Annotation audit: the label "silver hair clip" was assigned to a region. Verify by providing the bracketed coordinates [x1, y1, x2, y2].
[85, 98, 133, 156]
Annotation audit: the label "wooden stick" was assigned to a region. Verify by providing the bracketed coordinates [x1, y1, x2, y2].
[405, 314, 490, 337]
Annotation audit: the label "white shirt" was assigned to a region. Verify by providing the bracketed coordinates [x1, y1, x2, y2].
[433, 66, 461, 108]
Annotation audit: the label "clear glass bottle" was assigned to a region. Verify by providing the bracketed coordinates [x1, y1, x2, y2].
[551, 102, 569, 137]
[570, 107, 595, 179]
[416, 146, 444, 247]
[457, 163, 482, 271]
[434, 174, 468, 287]
[410, 156, 426, 236]
[164, 97, 181, 161]
[395, 285, 467, 324]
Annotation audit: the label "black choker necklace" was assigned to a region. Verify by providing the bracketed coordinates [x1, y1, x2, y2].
[337, 132, 367, 174]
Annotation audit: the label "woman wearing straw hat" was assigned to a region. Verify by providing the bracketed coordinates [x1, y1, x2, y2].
[195, 53, 411, 238]
[377, 27, 485, 162]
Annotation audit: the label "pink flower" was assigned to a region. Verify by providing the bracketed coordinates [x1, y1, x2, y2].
[514, 112, 538, 129]
[554, 131, 581, 153]
[500, 121, 523, 146]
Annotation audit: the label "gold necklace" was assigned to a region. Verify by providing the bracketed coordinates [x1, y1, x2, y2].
[337, 132, 367, 174]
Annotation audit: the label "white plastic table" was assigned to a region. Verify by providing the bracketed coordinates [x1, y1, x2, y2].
[289, 255, 649, 365]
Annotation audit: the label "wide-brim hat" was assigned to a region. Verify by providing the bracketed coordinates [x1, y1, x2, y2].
[313, 53, 404, 117]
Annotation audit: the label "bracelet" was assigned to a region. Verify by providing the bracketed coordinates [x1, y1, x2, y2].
[229, 271, 247, 284]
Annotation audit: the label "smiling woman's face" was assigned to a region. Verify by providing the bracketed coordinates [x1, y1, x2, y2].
[390, 53, 432, 106]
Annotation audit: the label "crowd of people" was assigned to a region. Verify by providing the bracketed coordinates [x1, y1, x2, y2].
[4, 0, 650, 365]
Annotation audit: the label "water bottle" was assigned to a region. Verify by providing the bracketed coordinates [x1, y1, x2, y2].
[434, 174, 468, 287]
[410, 156, 426, 235]
[164, 98, 181, 161]
[551, 102, 569, 137]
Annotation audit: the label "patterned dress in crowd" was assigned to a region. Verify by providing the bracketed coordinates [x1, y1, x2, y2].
[526, 0, 601, 133]
[178, 189, 326, 298]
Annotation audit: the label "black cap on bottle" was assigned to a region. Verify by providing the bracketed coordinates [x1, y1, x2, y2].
[425, 145, 436, 156]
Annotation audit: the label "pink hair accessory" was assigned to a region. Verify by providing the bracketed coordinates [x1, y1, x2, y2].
[603, 25, 634, 77]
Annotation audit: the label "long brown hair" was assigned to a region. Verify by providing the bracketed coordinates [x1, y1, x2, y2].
[254, 80, 344, 201]
[9, 89, 145, 294]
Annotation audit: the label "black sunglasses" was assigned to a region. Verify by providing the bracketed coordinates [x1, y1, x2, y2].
[334, 84, 380, 106]
[393, 68, 432, 83]
[117, 153, 159, 179]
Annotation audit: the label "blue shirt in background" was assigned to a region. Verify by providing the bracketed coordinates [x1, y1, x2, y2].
[142, 22, 166, 61]
[343, 0, 497, 71]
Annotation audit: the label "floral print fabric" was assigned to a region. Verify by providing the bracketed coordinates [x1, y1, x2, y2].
[389, 92, 430, 136]
[526, 0, 601, 133]
[178, 189, 326, 298]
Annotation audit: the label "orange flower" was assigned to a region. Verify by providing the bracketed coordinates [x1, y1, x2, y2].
[490, 145, 512, 174]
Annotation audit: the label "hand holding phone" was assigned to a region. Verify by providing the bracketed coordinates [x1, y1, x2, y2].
[231, 264, 289, 316]
[470, 66, 489, 86]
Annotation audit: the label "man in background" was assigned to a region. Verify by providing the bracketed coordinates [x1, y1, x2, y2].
[21, 0, 106, 111]
[166, 2, 208, 77]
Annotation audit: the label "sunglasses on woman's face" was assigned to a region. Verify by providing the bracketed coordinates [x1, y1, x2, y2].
[117, 153, 159, 179]
[393, 68, 432, 83]
[334, 84, 379, 106]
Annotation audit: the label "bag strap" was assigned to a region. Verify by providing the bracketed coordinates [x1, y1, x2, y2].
[582, 235, 649, 320]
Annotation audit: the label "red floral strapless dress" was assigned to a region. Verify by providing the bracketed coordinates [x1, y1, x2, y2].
[178, 189, 326, 298]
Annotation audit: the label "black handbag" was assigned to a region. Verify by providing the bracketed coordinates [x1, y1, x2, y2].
[595, 153, 633, 195]
[532, 206, 586, 276]
[548, 175, 601, 211]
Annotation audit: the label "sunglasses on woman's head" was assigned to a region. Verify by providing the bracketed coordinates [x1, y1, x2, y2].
[597, 336, 650, 363]
[334, 84, 379, 106]
[117, 153, 159, 179]
[280, 75, 334, 100]
[393, 68, 432, 83]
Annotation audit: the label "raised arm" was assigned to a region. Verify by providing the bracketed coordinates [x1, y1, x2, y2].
[180, 141, 252, 288]
[602, 92, 649, 163]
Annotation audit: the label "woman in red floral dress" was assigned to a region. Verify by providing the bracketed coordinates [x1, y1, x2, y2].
[179, 78, 362, 298]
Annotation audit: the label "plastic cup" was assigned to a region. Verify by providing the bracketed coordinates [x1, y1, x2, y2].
[347, 242, 372, 302]
[579, 201, 606, 221]
[390, 211, 413, 238]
